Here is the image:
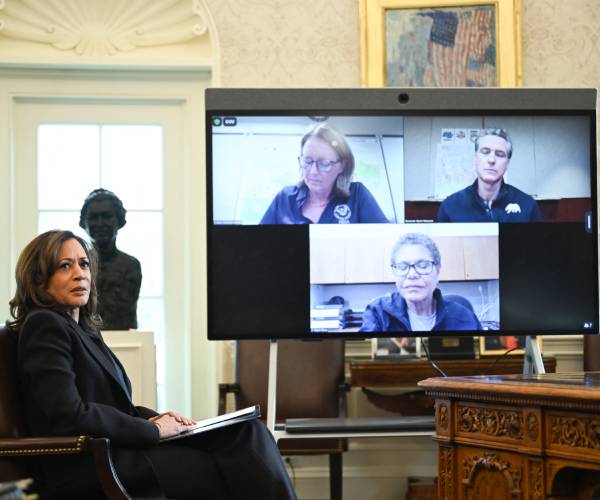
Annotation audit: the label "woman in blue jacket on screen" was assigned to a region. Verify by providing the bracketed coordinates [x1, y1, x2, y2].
[260, 123, 388, 224]
[360, 233, 481, 332]
[8, 230, 296, 500]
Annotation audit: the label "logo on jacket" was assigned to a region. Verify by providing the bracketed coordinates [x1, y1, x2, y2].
[505, 203, 522, 214]
[333, 204, 351, 223]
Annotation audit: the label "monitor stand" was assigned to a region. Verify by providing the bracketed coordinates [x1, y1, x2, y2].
[266, 339, 278, 434]
[523, 335, 545, 375]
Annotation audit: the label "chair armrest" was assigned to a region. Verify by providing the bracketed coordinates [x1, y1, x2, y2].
[0, 436, 87, 456]
[0, 436, 131, 499]
[218, 383, 240, 414]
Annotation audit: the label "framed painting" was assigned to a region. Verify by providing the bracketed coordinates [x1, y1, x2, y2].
[372, 337, 421, 358]
[479, 335, 541, 356]
[360, 0, 522, 87]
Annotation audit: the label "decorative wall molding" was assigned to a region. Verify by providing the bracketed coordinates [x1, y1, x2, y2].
[0, 0, 209, 57]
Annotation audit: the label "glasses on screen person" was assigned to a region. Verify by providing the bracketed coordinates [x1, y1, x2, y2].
[436, 128, 541, 222]
[359, 233, 481, 332]
[260, 123, 388, 224]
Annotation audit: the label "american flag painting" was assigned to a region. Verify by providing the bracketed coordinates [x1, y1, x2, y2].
[386, 6, 496, 87]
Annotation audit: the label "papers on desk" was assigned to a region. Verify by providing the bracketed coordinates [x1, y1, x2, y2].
[160, 405, 261, 442]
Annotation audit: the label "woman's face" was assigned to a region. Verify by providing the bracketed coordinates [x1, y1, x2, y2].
[300, 136, 345, 197]
[46, 238, 91, 311]
[393, 244, 439, 306]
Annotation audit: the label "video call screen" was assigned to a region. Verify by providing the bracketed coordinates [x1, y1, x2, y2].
[205, 89, 598, 340]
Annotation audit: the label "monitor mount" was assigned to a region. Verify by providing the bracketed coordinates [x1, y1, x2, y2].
[523, 335, 545, 374]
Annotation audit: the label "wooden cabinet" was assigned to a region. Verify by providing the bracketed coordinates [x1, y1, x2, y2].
[345, 237, 385, 283]
[435, 237, 465, 281]
[463, 236, 498, 280]
[310, 235, 345, 283]
[419, 373, 600, 499]
[311, 235, 498, 284]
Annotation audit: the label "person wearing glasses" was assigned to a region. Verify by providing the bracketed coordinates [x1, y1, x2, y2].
[436, 128, 541, 222]
[260, 123, 388, 224]
[360, 233, 481, 332]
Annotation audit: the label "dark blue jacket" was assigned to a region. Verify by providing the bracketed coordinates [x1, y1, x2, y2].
[260, 181, 389, 224]
[436, 180, 542, 222]
[359, 289, 481, 332]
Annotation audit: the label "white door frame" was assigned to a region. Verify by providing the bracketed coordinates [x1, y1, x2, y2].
[0, 68, 217, 419]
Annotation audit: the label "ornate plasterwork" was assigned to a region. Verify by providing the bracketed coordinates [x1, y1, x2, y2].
[0, 0, 209, 56]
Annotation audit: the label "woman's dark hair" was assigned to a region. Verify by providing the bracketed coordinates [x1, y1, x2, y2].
[7, 230, 101, 333]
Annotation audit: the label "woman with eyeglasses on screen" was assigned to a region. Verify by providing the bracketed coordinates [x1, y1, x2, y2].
[8, 230, 297, 500]
[260, 123, 388, 224]
[360, 233, 481, 332]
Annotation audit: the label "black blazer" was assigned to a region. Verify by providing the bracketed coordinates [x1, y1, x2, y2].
[18, 309, 163, 497]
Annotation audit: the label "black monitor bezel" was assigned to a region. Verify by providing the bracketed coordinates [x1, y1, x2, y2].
[205, 88, 599, 340]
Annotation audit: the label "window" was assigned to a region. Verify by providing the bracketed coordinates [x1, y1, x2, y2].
[37, 124, 166, 407]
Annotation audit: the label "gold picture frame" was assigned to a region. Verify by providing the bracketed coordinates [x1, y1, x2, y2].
[359, 0, 522, 87]
[479, 335, 541, 356]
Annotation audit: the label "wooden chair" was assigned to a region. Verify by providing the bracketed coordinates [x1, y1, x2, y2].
[0, 324, 131, 499]
[219, 339, 348, 500]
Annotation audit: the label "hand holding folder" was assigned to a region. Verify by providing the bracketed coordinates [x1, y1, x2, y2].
[160, 405, 261, 442]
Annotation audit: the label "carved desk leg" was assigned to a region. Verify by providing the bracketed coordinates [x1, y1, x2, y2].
[438, 444, 456, 500]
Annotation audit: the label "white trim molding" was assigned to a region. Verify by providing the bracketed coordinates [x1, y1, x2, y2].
[0, 0, 207, 55]
[0, 0, 218, 74]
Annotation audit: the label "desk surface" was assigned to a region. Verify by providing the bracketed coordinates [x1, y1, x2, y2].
[350, 356, 557, 387]
[419, 371, 600, 410]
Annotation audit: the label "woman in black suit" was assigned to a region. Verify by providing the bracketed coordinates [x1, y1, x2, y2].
[8, 230, 297, 499]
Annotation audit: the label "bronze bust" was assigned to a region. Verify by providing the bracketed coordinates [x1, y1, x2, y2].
[79, 189, 142, 330]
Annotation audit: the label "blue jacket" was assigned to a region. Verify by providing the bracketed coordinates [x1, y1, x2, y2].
[359, 289, 481, 332]
[260, 181, 389, 224]
[436, 180, 542, 222]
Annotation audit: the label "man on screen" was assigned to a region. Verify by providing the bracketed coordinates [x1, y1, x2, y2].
[436, 128, 542, 222]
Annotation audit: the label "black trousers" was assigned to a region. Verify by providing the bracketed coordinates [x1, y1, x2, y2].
[140, 419, 297, 500]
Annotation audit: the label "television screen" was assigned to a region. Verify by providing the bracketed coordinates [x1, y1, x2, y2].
[205, 88, 598, 340]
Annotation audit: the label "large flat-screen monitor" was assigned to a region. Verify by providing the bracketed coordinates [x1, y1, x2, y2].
[205, 88, 598, 340]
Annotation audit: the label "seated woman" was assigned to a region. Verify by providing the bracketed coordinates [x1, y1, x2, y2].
[8, 230, 296, 500]
[360, 233, 481, 332]
[260, 123, 388, 224]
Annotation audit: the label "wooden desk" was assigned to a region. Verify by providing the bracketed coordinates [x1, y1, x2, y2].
[349, 358, 557, 415]
[418, 372, 600, 499]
